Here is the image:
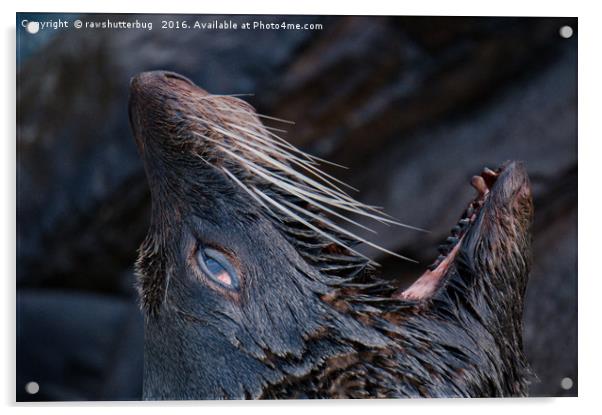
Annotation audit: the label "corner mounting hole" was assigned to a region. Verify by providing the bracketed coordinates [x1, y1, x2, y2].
[559, 25, 573, 39]
[560, 377, 573, 390]
[25, 381, 39, 395]
[26, 21, 40, 34]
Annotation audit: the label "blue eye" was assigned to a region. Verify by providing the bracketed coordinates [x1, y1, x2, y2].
[205, 258, 224, 275]
[197, 247, 239, 290]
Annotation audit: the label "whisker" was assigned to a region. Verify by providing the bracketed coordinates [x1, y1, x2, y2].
[222, 167, 278, 218]
[215, 105, 296, 125]
[206, 123, 357, 194]
[263, 125, 288, 133]
[236, 162, 377, 234]
[253, 189, 374, 263]
[281, 199, 416, 263]
[186, 94, 425, 261]
[217, 144, 368, 211]
[217, 145, 413, 229]
[247, 158, 411, 228]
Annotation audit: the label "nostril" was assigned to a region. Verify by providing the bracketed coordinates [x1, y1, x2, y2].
[163, 71, 194, 86]
[129, 71, 195, 96]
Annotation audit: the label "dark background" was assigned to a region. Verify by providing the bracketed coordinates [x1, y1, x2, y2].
[16, 14, 577, 400]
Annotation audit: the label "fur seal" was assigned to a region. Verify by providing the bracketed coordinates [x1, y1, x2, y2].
[129, 70, 534, 399]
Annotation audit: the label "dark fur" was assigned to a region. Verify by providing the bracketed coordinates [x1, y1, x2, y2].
[129, 71, 534, 399]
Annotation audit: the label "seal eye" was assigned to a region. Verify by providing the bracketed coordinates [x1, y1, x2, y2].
[196, 247, 239, 290]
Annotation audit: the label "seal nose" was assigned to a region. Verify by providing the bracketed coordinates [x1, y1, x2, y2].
[129, 70, 196, 130]
[129, 70, 195, 94]
[162, 71, 195, 85]
[129, 71, 201, 153]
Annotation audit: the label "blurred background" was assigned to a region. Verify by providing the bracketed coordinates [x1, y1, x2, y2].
[16, 14, 577, 400]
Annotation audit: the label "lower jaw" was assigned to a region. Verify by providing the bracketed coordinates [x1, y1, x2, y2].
[396, 166, 501, 301]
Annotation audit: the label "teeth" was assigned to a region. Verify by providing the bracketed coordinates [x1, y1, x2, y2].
[471, 175, 488, 194]
[446, 236, 458, 245]
[482, 167, 498, 177]
[428, 166, 495, 274]
[482, 167, 499, 187]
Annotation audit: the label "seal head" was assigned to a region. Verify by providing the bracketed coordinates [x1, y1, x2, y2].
[129, 71, 533, 399]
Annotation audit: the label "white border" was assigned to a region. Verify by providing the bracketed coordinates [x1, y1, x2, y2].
[3, 1, 600, 414]
[4, 0, 583, 16]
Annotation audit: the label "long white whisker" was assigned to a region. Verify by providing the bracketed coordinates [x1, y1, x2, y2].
[186, 96, 427, 262]
[245, 158, 412, 228]
[262, 127, 350, 170]
[221, 146, 410, 226]
[214, 105, 296, 125]
[246, 171, 377, 234]
[217, 144, 368, 211]
[211, 122, 316, 168]
[253, 189, 374, 263]
[222, 167, 277, 218]
[195, 128, 426, 232]
[281, 199, 416, 263]
[204, 123, 358, 194]
[218, 148, 408, 232]
[225, 122, 317, 164]
[263, 125, 288, 133]
[288, 158, 359, 193]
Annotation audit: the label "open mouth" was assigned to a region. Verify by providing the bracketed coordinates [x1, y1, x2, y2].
[398, 165, 504, 301]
